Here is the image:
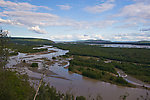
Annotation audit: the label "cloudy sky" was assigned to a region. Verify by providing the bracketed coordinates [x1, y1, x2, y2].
[0, 0, 150, 41]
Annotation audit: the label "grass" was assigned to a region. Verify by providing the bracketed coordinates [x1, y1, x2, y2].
[8, 43, 48, 53]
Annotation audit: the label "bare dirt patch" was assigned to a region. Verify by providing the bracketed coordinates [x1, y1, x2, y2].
[59, 61, 68, 66]
[14, 62, 31, 68]
[28, 67, 57, 76]
[27, 50, 56, 55]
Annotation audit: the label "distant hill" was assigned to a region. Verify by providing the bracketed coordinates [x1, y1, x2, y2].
[138, 41, 150, 43]
[10, 37, 54, 45]
[76, 39, 111, 44]
[75, 39, 150, 45]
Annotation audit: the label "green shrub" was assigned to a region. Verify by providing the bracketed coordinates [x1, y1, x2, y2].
[9, 52, 18, 56]
[23, 60, 26, 63]
[68, 65, 75, 71]
[31, 63, 38, 67]
[76, 96, 86, 100]
[115, 77, 128, 84]
[52, 57, 56, 60]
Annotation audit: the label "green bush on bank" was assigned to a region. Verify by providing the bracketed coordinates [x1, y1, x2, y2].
[115, 77, 128, 85]
[82, 70, 102, 79]
[31, 63, 38, 67]
[76, 96, 86, 100]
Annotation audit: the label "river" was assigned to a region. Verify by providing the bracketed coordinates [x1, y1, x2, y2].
[90, 44, 150, 49]
[6, 45, 150, 100]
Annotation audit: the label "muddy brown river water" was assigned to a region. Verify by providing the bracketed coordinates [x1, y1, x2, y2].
[6, 45, 150, 100]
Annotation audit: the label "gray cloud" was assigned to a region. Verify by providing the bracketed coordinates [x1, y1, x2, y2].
[140, 28, 150, 32]
[112, 32, 150, 41]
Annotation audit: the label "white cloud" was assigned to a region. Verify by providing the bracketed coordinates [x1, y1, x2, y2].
[28, 26, 47, 34]
[84, 2, 115, 13]
[0, 10, 115, 30]
[112, 2, 150, 30]
[57, 5, 71, 10]
[115, 2, 150, 28]
[0, 0, 54, 34]
[116, 22, 138, 29]
[112, 33, 150, 41]
[49, 34, 103, 41]
[0, 18, 23, 25]
[118, 3, 150, 20]
[133, 0, 150, 3]
[92, 20, 116, 28]
[0, 11, 59, 26]
[0, 0, 52, 11]
[0, 0, 116, 34]
[107, 0, 115, 3]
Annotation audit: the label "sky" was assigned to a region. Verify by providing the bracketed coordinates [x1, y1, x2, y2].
[0, 0, 150, 41]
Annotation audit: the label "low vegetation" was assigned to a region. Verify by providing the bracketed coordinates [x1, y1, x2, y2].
[8, 43, 48, 53]
[53, 44, 150, 64]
